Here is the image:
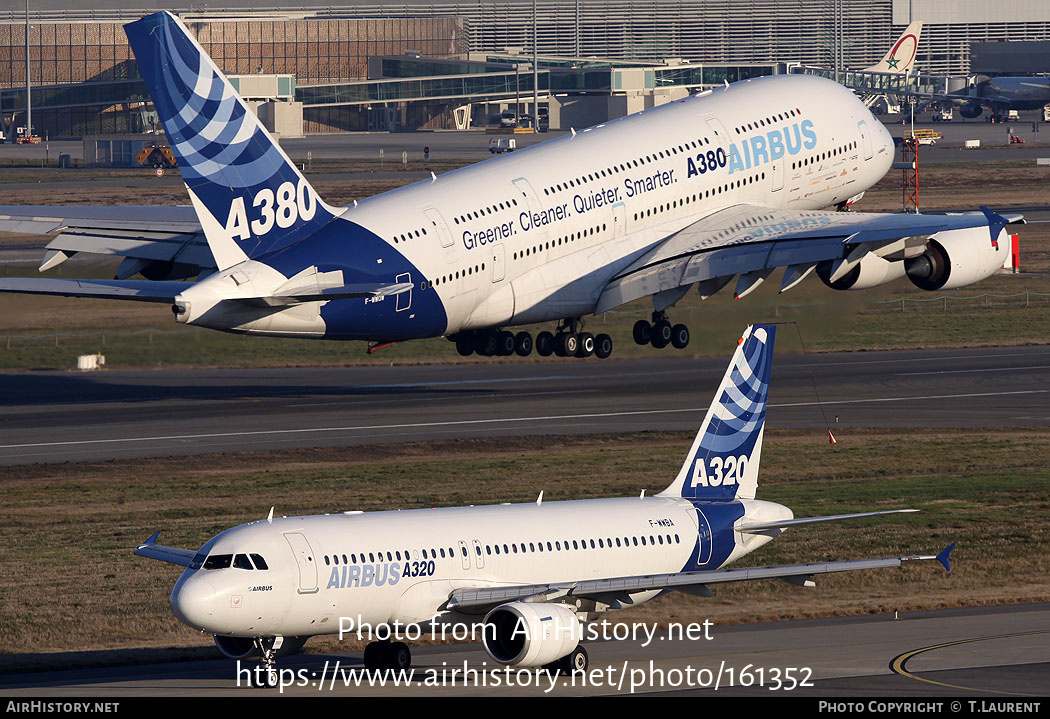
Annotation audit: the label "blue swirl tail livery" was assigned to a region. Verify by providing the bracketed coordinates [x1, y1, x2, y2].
[0, 10, 1021, 352]
[660, 323, 775, 501]
[123, 12, 338, 270]
[136, 325, 947, 678]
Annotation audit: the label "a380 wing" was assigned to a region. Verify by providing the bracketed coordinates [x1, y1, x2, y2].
[0, 205, 213, 277]
[595, 204, 1023, 312]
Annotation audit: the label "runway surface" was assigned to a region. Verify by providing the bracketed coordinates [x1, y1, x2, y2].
[0, 344, 1048, 466]
[2, 603, 1046, 696]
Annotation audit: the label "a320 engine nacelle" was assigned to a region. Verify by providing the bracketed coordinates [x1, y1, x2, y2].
[959, 102, 984, 119]
[482, 602, 581, 668]
[817, 227, 1008, 293]
[214, 635, 308, 659]
[904, 227, 1009, 291]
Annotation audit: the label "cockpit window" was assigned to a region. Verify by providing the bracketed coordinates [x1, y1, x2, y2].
[233, 554, 253, 570]
[250, 554, 269, 570]
[203, 554, 232, 570]
[189, 552, 206, 570]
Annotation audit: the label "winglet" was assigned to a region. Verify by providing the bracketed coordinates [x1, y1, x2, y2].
[936, 542, 955, 572]
[267, 506, 274, 524]
[979, 206, 1009, 248]
[140, 530, 161, 548]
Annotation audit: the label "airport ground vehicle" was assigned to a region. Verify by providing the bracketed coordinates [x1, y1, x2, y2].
[136, 144, 177, 169]
[911, 128, 941, 145]
[488, 138, 516, 153]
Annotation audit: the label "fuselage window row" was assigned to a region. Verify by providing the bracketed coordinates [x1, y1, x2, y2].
[319, 533, 682, 567]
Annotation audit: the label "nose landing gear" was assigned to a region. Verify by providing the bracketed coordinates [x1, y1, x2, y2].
[633, 311, 689, 350]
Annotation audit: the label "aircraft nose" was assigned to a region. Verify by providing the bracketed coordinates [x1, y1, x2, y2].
[171, 575, 217, 630]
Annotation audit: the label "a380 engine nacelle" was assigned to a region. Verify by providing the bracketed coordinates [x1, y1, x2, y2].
[959, 102, 984, 119]
[904, 227, 1009, 291]
[817, 254, 907, 291]
[817, 227, 1009, 293]
[482, 602, 581, 667]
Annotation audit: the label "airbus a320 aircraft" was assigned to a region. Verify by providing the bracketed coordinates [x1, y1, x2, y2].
[0, 13, 1019, 359]
[136, 324, 953, 687]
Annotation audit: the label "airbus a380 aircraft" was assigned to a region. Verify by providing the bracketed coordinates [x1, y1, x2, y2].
[136, 324, 953, 687]
[0, 13, 1020, 359]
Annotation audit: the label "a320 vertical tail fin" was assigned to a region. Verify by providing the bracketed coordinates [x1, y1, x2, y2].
[659, 324, 776, 501]
[123, 12, 337, 271]
[863, 22, 923, 74]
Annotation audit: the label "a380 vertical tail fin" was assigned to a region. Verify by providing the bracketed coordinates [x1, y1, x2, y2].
[863, 22, 923, 74]
[124, 12, 337, 271]
[659, 324, 776, 501]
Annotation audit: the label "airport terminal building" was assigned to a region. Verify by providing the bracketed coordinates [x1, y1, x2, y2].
[0, 0, 1047, 140]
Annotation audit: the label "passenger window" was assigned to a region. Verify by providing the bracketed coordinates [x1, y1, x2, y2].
[203, 554, 232, 570]
[233, 554, 253, 570]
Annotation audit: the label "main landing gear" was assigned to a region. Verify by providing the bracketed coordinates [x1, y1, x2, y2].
[543, 645, 589, 675]
[363, 639, 412, 673]
[452, 321, 612, 360]
[633, 311, 689, 350]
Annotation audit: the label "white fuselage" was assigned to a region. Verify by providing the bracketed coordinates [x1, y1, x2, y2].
[180, 74, 893, 338]
[171, 495, 790, 639]
[346, 74, 892, 333]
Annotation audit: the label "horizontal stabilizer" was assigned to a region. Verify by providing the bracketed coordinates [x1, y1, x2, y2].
[737, 509, 919, 534]
[265, 281, 413, 305]
[134, 531, 195, 567]
[0, 278, 193, 303]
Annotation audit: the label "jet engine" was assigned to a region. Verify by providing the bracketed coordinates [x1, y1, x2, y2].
[959, 102, 983, 119]
[482, 602, 581, 667]
[816, 254, 907, 291]
[904, 226, 1009, 291]
[214, 635, 307, 659]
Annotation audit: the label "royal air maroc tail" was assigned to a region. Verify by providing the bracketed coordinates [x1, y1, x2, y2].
[135, 324, 952, 686]
[863, 22, 923, 74]
[0, 12, 1017, 359]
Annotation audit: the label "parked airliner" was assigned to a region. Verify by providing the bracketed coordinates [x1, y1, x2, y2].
[136, 323, 952, 687]
[0, 12, 1019, 359]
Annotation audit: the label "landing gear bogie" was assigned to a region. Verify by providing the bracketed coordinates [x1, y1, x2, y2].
[363, 640, 412, 674]
[634, 312, 690, 352]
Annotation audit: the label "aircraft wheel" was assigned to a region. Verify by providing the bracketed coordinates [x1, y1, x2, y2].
[564, 645, 588, 673]
[535, 331, 555, 357]
[575, 332, 595, 358]
[651, 320, 672, 349]
[264, 666, 279, 688]
[455, 335, 474, 356]
[514, 331, 533, 357]
[363, 641, 388, 673]
[671, 323, 690, 349]
[594, 333, 613, 359]
[633, 320, 652, 345]
[554, 332, 578, 357]
[475, 332, 498, 357]
[252, 664, 279, 688]
[388, 642, 412, 671]
[497, 330, 516, 356]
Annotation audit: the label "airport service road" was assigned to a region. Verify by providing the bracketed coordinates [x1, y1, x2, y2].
[1, 603, 1046, 697]
[0, 345, 1048, 466]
